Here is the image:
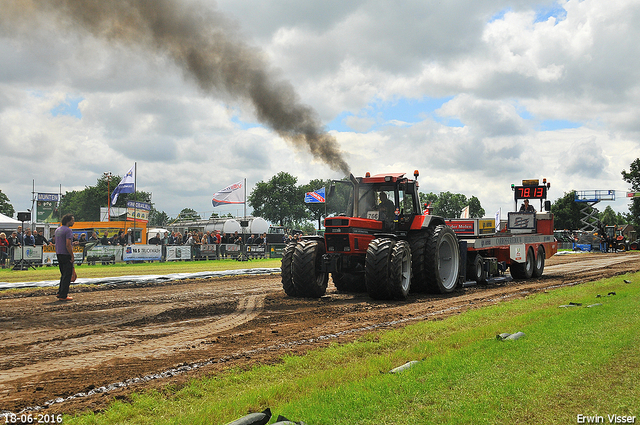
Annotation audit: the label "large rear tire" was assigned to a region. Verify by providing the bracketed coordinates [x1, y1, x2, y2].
[292, 239, 328, 298]
[424, 225, 460, 293]
[365, 238, 412, 300]
[408, 231, 429, 292]
[532, 246, 545, 278]
[511, 247, 534, 279]
[281, 242, 299, 296]
[332, 272, 367, 292]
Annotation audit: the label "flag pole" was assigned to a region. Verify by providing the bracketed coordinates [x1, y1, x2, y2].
[133, 162, 137, 245]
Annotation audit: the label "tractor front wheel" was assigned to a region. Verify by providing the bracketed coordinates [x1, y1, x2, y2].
[292, 239, 328, 298]
[281, 242, 299, 297]
[365, 238, 412, 300]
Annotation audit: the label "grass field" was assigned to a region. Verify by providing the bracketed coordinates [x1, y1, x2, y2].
[0, 258, 282, 284]
[66, 273, 640, 425]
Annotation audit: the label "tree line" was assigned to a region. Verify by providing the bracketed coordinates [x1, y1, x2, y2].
[3, 160, 640, 230]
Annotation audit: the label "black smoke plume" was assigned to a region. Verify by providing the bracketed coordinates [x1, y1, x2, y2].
[3, 0, 350, 175]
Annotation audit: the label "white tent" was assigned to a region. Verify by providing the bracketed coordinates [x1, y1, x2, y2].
[0, 212, 21, 230]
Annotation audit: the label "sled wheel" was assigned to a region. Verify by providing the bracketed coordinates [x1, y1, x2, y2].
[511, 247, 534, 279]
[468, 254, 487, 285]
[532, 246, 545, 278]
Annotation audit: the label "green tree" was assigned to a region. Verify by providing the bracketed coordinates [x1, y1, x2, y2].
[419, 192, 438, 212]
[149, 209, 170, 227]
[0, 190, 15, 217]
[58, 174, 152, 221]
[551, 191, 582, 230]
[248, 172, 308, 226]
[468, 196, 485, 218]
[419, 191, 484, 218]
[621, 159, 640, 227]
[600, 206, 618, 226]
[176, 208, 201, 222]
[302, 178, 330, 230]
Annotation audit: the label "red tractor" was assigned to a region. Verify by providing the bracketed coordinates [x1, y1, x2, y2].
[281, 171, 461, 300]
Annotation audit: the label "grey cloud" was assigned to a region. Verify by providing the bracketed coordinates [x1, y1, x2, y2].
[564, 138, 607, 178]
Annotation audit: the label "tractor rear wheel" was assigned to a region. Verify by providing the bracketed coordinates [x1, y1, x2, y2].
[511, 247, 534, 279]
[281, 242, 299, 297]
[424, 225, 460, 293]
[332, 272, 366, 292]
[408, 231, 429, 292]
[292, 239, 328, 298]
[365, 238, 412, 300]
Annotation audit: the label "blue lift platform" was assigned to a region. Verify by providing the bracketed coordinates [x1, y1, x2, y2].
[574, 190, 616, 231]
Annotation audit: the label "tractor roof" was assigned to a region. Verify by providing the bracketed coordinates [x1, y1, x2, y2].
[361, 173, 407, 184]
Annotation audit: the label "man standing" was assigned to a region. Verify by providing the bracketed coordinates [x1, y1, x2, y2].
[23, 228, 35, 246]
[34, 229, 50, 246]
[519, 199, 536, 213]
[54, 214, 75, 301]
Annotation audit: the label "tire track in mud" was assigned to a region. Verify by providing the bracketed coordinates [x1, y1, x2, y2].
[1, 253, 639, 414]
[0, 294, 264, 394]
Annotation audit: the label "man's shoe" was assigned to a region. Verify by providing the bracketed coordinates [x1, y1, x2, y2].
[57, 296, 73, 301]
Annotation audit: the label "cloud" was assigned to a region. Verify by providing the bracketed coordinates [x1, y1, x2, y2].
[1, 0, 640, 221]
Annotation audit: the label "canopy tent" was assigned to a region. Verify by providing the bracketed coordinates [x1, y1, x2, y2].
[0, 212, 21, 230]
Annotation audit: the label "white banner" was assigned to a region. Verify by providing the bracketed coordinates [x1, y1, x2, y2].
[123, 244, 162, 261]
[165, 246, 192, 261]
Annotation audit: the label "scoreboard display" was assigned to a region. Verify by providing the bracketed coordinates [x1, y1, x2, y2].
[513, 185, 547, 200]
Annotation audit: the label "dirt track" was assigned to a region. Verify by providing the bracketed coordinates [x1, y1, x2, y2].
[1, 252, 639, 416]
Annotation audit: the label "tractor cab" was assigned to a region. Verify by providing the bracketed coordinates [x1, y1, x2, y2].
[336, 171, 421, 231]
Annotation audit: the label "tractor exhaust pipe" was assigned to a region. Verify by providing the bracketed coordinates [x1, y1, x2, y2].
[350, 173, 359, 218]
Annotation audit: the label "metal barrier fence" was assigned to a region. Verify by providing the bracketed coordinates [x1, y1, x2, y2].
[3, 243, 283, 268]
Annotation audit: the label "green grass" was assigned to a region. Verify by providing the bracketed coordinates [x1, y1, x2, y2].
[0, 258, 282, 283]
[66, 274, 640, 425]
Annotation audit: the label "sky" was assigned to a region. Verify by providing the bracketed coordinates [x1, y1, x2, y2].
[1, 0, 640, 223]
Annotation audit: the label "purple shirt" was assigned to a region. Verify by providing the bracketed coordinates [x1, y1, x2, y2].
[54, 225, 73, 255]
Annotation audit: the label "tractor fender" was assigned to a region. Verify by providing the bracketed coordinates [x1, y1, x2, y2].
[410, 214, 446, 230]
[301, 235, 324, 242]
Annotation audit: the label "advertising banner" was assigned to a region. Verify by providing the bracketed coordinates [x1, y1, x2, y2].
[165, 246, 192, 261]
[41, 245, 83, 265]
[123, 244, 162, 261]
[126, 201, 150, 223]
[12, 245, 43, 262]
[200, 244, 219, 255]
[36, 201, 58, 222]
[86, 245, 124, 263]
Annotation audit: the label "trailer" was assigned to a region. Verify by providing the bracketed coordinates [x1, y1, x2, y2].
[281, 173, 557, 300]
[448, 214, 557, 284]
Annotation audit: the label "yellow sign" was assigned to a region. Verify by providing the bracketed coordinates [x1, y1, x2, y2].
[478, 219, 496, 234]
[522, 179, 540, 186]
